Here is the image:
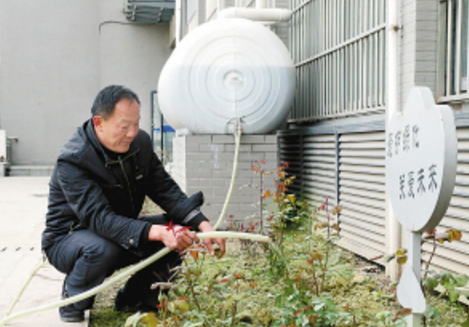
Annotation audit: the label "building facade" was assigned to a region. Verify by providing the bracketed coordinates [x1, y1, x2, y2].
[281, 0, 469, 278]
[2, 0, 468, 278]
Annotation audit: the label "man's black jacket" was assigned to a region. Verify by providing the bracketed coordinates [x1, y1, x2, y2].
[42, 119, 207, 253]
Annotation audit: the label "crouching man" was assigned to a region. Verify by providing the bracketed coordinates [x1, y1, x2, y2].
[42, 85, 225, 322]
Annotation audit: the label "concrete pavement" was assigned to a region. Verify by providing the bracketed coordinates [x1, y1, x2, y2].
[0, 177, 89, 326]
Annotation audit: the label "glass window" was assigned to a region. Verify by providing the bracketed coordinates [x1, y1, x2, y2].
[152, 92, 175, 163]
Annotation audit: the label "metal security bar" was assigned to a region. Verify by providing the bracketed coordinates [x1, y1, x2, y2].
[438, 0, 469, 102]
[289, 0, 386, 122]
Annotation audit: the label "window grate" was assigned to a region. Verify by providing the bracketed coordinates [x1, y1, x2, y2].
[439, 0, 469, 102]
[289, 0, 386, 122]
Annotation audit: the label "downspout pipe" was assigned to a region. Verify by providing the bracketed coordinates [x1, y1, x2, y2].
[175, 0, 182, 45]
[386, 0, 401, 280]
[218, 8, 292, 24]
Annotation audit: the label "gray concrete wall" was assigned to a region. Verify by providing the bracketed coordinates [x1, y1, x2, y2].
[0, 0, 100, 165]
[0, 0, 172, 165]
[173, 134, 278, 228]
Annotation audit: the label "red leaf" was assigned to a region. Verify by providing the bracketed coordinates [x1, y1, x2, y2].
[277, 184, 286, 192]
[220, 278, 231, 283]
[164, 221, 174, 232]
[260, 160, 266, 164]
[427, 228, 436, 235]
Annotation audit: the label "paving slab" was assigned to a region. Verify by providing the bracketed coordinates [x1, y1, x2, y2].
[3, 264, 89, 327]
[0, 177, 89, 326]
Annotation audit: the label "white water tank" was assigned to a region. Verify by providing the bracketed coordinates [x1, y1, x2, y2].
[158, 18, 296, 134]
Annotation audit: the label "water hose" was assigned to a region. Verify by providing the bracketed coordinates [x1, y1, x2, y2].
[214, 122, 242, 229]
[4, 260, 50, 317]
[1, 121, 248, 326]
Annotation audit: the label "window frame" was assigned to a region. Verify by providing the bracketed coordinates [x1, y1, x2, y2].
[437, 0, 469, 103]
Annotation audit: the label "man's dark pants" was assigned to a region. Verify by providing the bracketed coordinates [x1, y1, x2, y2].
[45, 215, 182, 311]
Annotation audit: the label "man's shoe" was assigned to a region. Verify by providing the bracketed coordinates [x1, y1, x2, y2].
[60, 280, 85, 322]
[59, 303, 85, 323]
[114, 289, 157, 313]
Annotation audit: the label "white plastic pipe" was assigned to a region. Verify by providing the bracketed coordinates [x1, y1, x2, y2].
[175, 0, 182, 45]
[256, 0, 267, 9]
[386, 0, 401, 280]
[218, 8, 292, 23]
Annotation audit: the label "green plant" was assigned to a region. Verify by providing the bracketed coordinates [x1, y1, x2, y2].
[374, 310, 407, 327]
[314, 196, 341, 240]
[226, 215, 260, 258]
[240, 161, 312, 280]
[274, 284, 354, 327]
[245, 161, 310, 238]
[248, 160, 273, 233]
[269, 200, 356, 327]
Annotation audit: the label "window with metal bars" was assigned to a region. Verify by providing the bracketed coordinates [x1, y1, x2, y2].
[288, 0, 386, 123]
[439, 0, 469, 101]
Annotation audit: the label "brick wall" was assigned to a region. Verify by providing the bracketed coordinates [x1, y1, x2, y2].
[172, 134, 278, 229]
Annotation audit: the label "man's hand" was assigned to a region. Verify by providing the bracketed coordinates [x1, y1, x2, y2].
[198, 221, 226, 257]
[148, 225, 199, 251]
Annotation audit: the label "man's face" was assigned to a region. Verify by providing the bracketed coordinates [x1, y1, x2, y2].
[93, 98, 141, 153]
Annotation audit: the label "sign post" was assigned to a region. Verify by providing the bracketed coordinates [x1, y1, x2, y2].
[386, 87, 457, 326]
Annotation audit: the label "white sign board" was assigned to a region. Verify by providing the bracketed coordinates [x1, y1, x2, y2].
[386, 87, 457, 233]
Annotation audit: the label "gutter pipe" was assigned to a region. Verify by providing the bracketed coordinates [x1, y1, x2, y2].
[218, 8, 291, 23]
[386, 0, 401, 280]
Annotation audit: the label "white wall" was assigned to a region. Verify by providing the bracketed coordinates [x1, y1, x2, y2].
[0, 0, 172, 165]
[0, 0, 100, 165]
